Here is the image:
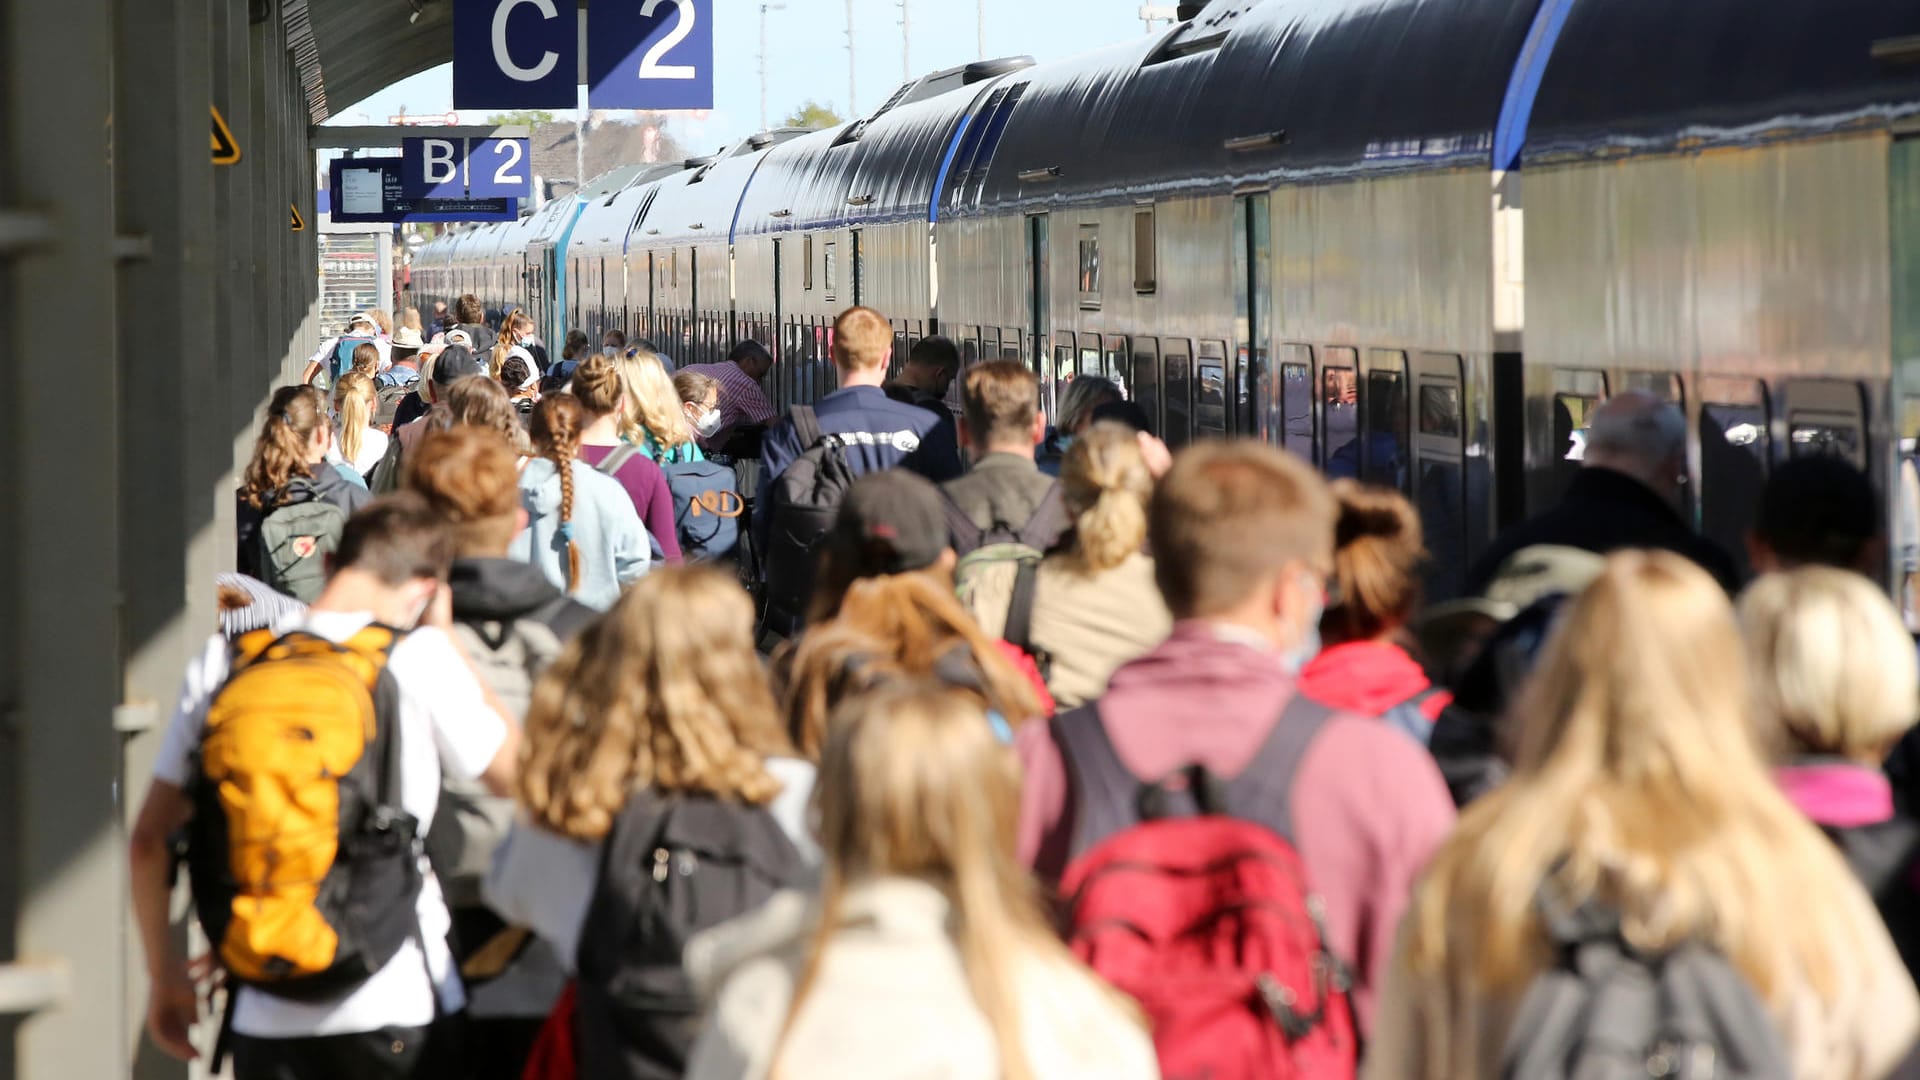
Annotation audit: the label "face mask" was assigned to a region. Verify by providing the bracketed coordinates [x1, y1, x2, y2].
[1056, 434, 1075, 454]
[692, 407, 723, 439]
[1280, 572, 1326, 678]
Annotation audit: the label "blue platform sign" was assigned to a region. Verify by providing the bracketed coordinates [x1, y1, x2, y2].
[453, 0, 578, 110]
[330, 158, 518, 224]
[587, 0, 714, 111]
[402, 137, 531, 199]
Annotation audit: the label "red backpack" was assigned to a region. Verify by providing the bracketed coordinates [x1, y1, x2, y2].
[1052, 697, 1358, 1080]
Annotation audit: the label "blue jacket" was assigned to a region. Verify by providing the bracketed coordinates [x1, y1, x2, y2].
[510, 458, 651, 611]
[754, 385, 947, 543]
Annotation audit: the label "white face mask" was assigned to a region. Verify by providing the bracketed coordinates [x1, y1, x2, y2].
[692, 406, 723, 439]
[1280, 571, 1326, 678]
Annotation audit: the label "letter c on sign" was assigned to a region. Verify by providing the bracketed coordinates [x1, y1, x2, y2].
[492, 0, 560, 83]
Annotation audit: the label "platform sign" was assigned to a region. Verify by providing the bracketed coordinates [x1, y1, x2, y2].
[330, 158, 518, 224]
[402, 137, 532, 199]
[453, 0, 578, 109]
[587, 0, 714, 110]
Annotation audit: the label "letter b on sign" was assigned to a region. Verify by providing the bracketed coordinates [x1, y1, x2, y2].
[453, 0, 577, 109]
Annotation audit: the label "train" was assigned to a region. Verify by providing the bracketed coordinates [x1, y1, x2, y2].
[410, 0, 1920, 609]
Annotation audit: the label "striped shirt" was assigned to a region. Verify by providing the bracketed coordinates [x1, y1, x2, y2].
[678, 361, 777, 438]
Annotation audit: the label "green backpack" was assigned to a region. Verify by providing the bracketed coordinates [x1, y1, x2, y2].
[943, 485, 1068, 660]
[256, 481, 347, 602]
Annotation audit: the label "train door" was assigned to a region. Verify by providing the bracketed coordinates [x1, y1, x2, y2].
[1360, 349, 1411, 494]
[1414, 353, 1468, 600]
[1028, 214, 1052, 405]
[1232, 192, 1272, 441]
[1892, 134, 1920, 620]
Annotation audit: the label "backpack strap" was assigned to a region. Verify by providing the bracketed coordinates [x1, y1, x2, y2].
[1003, 558, 1041, 656]
[1220, 693, 1336, 841]
[791, 404, 824, 450]
[1052, 705, 1146, 865]
[1017, 483, 1070, 551]
[596, 443, 642, 477]
[941, 489, 986, 554]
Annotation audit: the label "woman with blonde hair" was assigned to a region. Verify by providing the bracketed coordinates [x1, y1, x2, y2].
[1367, 550, 1920, 1080]
[489, 309, 537, 380]
[509, 392, 649, 610]
[328, 370, 390, 477]
[1740, 566, 1920, 983]
[614, 347, 704, 464]
[1023, 421, 1172, 708]
[685, 681, 1157, 1080]
[1296, 479, 1450, 740]
[570, 352, 683, 560]
[486, 567, 816, 1080]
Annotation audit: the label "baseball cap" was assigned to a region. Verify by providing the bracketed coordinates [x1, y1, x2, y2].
[392, 327, 425, 350]
[828, 470, 951, 576]
[430, 345, 483, 388]
[348, 311, 377, 330]
[1424, 544, 1606, 626]
[444, 328, 475, 348]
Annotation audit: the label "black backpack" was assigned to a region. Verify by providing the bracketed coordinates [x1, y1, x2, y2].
[760, 405, 858, 640]
[574, 791, 805, 1080]
[1499, 888, 1792, 1080]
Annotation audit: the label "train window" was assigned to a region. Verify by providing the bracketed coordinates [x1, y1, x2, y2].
[804, 236, 814, 291]
[1002, 329, 1023, 362]
[1363, 351, 1410, 492]
[1080, 341, 1102, 387]
[1620, 370, 1683, 404]
[1700, 380, 1771, 585]
[1164, 341, 1194, 449]
[824, 242, 837, 302]
[981, 328, 1000, 363]
[1790, 414, 1863, 462]
[1280, 345, 1314, 461]
[1134, 207, 1156, 293]
[1323, 348, 1359, 481]
[1783, 379, 1868, 471]
[1419, 384, 1462, 438]
[1053, 340, 1075, 411]
[1552, 369, 1609, 498]
[1078, 225, 1101, 309]
[1197, 362, 1228, 439]
[1106, 335, 1129, 397]
[1134, 339, 1161, 436]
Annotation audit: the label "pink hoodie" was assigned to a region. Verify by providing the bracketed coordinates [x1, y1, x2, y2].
[1016, 621, 1457, 1033]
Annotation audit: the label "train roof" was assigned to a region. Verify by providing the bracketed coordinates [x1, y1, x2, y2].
[569, 181, 655, 260]
[962, 0, 1545, 214]
[636, 132, 809, 246]
[1522, 0, 1920, 163]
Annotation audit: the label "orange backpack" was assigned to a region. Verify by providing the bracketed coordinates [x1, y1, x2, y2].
[186, 626, 423, 998]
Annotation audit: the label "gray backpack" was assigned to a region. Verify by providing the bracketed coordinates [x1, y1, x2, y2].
[255, 483, 347, 603]
[1500, 890, 1791, 1080]
[427, 610, 567, 909]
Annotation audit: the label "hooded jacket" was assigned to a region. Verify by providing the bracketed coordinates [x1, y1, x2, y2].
[509, 457, 650, 611]
[449, 557, 598, 638]
[1296, 640, 1451, 729]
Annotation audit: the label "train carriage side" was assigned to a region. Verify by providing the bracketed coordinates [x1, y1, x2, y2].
[631, 145, 768, 368]
[1519, 0, 1920, 593]
[569, 180, 658, 345]
[522, 194, 588, 342]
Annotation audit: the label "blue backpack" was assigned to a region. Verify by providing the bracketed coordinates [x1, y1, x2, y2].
[596, 445, 744, 563]
[333, 334, 378, 377]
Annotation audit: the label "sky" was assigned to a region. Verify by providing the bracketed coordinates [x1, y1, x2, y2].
[326, 0, 1163, 151]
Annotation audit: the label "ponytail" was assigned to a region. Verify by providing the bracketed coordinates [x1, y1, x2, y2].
[334, 372, 374, 466]
[1060, 422, 1154, 574]
[241, 385, 328, 508]
[1322, 479, 1425, 645]
[531, 393, 586, 593]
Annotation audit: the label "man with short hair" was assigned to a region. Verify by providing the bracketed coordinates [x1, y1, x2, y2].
[1468, 390, 1740, 593]
[371, 344, 485, 493]
[680, 340, 780, 449]
[302, 310, 382, 386]
[887, 336, 965, 482]
[454, 294, 498, 355]
[1016, 442, 1455, 1034]
[131, 492, 520, 1078]
[1748, 455, 1883, 577]
[940, 359, 1063, 556]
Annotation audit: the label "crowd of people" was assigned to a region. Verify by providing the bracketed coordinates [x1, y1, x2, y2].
[128, 296, 1920, 1080]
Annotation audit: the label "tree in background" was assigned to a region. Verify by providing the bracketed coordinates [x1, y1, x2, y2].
[487, 110, 558, 127]
[782, 100, 845, 130]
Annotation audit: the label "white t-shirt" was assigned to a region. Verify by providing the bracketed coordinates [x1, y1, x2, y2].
[153, 611, 509, 1038]
[330, 427, 390, 478]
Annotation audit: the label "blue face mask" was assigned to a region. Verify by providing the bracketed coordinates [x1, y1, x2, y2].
[1056, 434, 1075, 454]
[987, 709, 1014, 745]
[1280, 574, 1326, 678]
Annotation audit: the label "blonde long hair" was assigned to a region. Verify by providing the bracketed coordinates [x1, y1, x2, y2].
[1406, 550, 1877, 1005]
[1059, 421, 1153, 574]
[516, 566, 794, 841]
[615, 347, 692, 450]
[333, 372, 376, 466]
[771, 682, 1129, 1080]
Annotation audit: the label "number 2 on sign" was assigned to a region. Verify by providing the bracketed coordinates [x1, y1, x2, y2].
[639, 0, 697, 81]
[493, 140, 526, 187]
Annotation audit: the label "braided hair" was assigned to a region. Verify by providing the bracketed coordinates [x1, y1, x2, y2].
[530, 392, 586, 593]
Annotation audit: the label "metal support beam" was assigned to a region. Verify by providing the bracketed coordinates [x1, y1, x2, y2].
[309, 124, 530, 151]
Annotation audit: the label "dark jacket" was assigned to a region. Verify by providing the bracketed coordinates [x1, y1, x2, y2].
[754, 386, 948, 544]
[886, 383, 964, 484]
[1467, 467, 1741, 594]
[448, 556, 598, 640]
[1779, 759, 1920, 987]
[456, 322, 499, 356]
[939, 452, 1063, 552]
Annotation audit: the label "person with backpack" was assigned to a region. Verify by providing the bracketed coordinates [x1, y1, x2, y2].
[570, 354, 683, 562]
[755, 308, 947, 636]
[510, 393, 650, 611]
[484, 566, 816, 1080]
[1740, 567, 1920, 987]
[942, 359, 1065, 559]
[1023, 422, 1172, 709]
[404, 427, 597, 1079]
[611, 347, 703, 465]
[1369, 550, 1920, 1080]
[377, 328, 427, 432]
[130, 493, 522, 1079]
[1294, 480, 1451, 743]
[301, 310, 384, 387]
[1017, 441, 1455, 1061]
[237, 385, 370, 601]
[684, 680, 1158, 1080]
[371, 345, 485, 493]
[331, 371, 391, 478]
[606, 350, 750, 564]
[777, 469, 1050, 758]
[453, 294, 498, 356]
[886, 335, 966, 483]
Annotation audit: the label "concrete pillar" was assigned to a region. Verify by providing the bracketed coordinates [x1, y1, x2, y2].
[3, 0, 125, 1076]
